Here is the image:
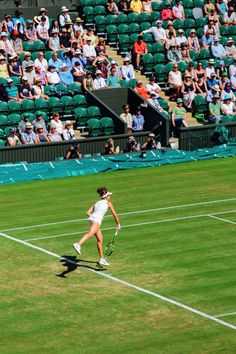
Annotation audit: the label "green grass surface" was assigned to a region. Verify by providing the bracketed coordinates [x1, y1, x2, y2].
[0, 158, 236, 354]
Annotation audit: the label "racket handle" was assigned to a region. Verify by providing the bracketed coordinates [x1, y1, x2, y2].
[115, 230, 118, 236]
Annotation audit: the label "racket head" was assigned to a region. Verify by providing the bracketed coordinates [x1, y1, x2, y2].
[105, 241, 115, 257]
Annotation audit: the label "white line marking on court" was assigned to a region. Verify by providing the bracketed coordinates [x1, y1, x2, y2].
[25, 209, 236, 242]
[208, 215, 236, 225]
[214, 312, 236, 318]
[0, 231, 235, 331]
[1, 197, 236, 232]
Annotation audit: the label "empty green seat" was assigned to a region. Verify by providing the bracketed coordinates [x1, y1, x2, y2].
[73, 94, 87, 108]
[0, 128, 5, 139]
[74, 107, 88, 126]
[87, 106, 101, 119]
[87, 118, 102, 137]
[100, 117, 115, 135]
[56, 84, 69, 97]
[8, 113, 21, 126]
[0, 115, 9, 129]
[48, 97, 61, 112]
[22, 99, 35, 112]
[154, 64, 167, 82]
[68, 83, 82, 96]
[8, 100, 21, 114]
[35, 98, 49, 112]
[0, 139, 5, 146]
[0, 102, 9, 115]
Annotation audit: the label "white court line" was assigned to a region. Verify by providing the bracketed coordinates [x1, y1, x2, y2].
[25, 209, 236, 242]
[208, 215, 236, 225]
[1, 197, 236, 232]
[214, 312, 236, 318]
[0, 231, 235, 331]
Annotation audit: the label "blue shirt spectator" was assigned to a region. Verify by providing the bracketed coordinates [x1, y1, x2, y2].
[201, 33, 213, 49]
[59, 64, 74, 85]
[211, 38, 227, 59]
[48, 56, 61, 73]
[132, 108, 145, 131]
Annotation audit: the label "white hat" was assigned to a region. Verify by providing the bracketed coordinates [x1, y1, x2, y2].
[75, 49, 81, 54]
[40, 7, 47, 12]
[1, 31, 7, 36]
[61, 6, 69, 11]
[123, 57, 130, 61]
[61, 63, 67, 68]
[22, 76, 28, 81]
[7, 78, 13, 83]
[86, 36, 92, 41]
[128, 136, 135, 140]
[156, 20, 163, 24]
[65, 120, 72, 126]
[149, 133, 155, 137]
[111, 60, 116, 64]
[95, 70, 102, 74]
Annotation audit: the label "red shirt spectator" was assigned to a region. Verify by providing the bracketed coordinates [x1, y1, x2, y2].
[161, 4, 174, 22]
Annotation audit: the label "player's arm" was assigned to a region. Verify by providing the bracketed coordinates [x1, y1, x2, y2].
[108, 202, 121, 231]
[86, 205, 94, 217]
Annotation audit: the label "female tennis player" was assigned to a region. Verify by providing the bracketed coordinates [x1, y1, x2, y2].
[73, 187, 121, 266]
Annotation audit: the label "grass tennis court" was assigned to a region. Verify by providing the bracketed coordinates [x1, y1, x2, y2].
[0, 157, 236, 354]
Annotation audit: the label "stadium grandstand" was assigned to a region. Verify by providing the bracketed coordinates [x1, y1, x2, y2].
[0, 0, 236, 163]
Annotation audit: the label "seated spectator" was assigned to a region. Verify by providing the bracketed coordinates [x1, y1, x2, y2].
[33, 78, 49, 99]
[180, 43, 191, 62]
[34, 51, 48, 73]
[132, 35, 147, 71]
[50, 112, 63, 134]
[93, 70, 108, 90]
[181, 74, 196, 109]
[203, 19, 216, 36]
[0, 83, 8, 102]
[83, 37, 97, 64]
[21, 121, 36, 144]
[7, 127, 21, 146]
[62, 120, 76, 140]
[83, 28, 97, 47]
[134, 80, 149, 99]
[0, 54, 9, 78]
[0, 31, 14, 56]
[93, 57, 110, 78]
[49, 20, 60, 36]
[48, 29, 61, 51]
[118, 0, 131, 14]
[165, 31, 177, 50]
[215, 0, 228, 16]
[18, 76, 34, 99]
[107, 0, 120, 14]
[216, 60, 227, 79]
[59, 28, 71, 50]
[166, 22, 176, 39]
[204, 0, 215, 16]
[221, 81, 235, 101]
[6, 78, 22, 103]
[161, 2, 174, 22]
[11, 30, 23, 54]
[211, 37, 227, 59]
[187, 29, 200, 52]
[48, 123, 62, 142]
[35, 65, 47, 86]
[214, 18, 220, 37]
[195, 73, 208, 96]
[194, 62, 207, 81]
[120, 104, 132, 133]
[176, 29, 187, 48]
[146, 77, 161, 95]
[221, 94, 236, 115]
[73, 17, 84, 36]
[223, 7, 236, 25]
[71, 62, 86, 83]
[59, 6, 72, 28]
[64, 142, 82, 159]
[124, 135, 139, 152]
[132, 107, 144, 131]
[8, 53, 22, 77]
[103, 138, 118, 155]
[107, 60, 122, 78]
[71, 31, 83, 51]
[229, 57, 236, 77]
[18, 112, 30, 133]
[147, 92, 165, 111]
[207, 72, 219, 88]
[142, 0, 152, 14]
[22, 52, 33, 70]
[96, 37, 107, 56]
[208, 9, 219, 23]
[59, 63, 74, 86]
[106, 67, 121, 88]
[172, 0, 185, 20]
[168, 62, 183, 96]
[71, 49, 86, 70]
[37, 7, 50, 30]
[32, 110, 48, 133]
[141, 20, 166, 44]
[48, 52, 61, 73]
[35, 124, 52, 143]
[206, 84, 221, 102]
[25, 19, 37, 42]
[230, 73, 236, 91]
[83, 71, 95, 91]
[167, 44, 182, 62]
[121, 57, 135, 81]
[142, 133, 160, 150]
[209, 93, 222, 123]
[225, 37, 236, 57]
[23, 62, 36, 86]
[201, 32, 213, 50]
[219, 72, 229, 90]
[184, 62, 195, 80]
[130, 0, 143, 14]
[171, 98, 188, 128]
[206, 58, 216, 79]
[36, 16, 49, 43]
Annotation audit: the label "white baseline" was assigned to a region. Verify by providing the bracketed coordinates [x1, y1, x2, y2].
[214, 312, 236, 318]
[1, 197, 236, 232]
[0, 231, 235, 331]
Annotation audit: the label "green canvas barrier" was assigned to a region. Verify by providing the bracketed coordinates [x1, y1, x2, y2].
[0, 144, 236, 185]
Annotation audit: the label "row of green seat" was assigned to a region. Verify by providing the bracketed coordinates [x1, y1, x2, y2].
[87, 117, 114, 137]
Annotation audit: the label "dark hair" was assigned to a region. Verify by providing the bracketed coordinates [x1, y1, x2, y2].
[97, 187, 108, 197]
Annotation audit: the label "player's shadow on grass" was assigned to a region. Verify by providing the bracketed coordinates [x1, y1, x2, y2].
[56, 255, 106, 278]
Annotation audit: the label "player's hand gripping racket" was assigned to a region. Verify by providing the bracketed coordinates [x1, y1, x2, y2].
[105, 230, 118, 257]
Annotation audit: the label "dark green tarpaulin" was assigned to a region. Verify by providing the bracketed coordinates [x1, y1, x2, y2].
[0, 144, 236, 184]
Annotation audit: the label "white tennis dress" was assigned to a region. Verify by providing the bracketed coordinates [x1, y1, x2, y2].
[88, 199, 109, 225]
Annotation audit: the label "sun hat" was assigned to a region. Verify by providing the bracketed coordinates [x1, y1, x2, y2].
[1, 31, 7, 36]
[227, 37, 234, 43]
[65, 20, 73, 25]
[75, 49, 81, 54]
[61, 28, 68, 33]
[123, 57, 130, 61]
[65, 120, 72, 126]
[111, 60, 116, 64]
[213, 36, 220, 42]
[7, 78, 13, 83]
[61, 6, 69, 11]
[224, 94, 231, 100]
[178, 28, 184, 33]
[212, 84, 220, 91]
[61, 63, 67, 68]
[86, 36, 92, 41]
[51, 29, 59, 34]
[25, 122, 32, 128]
[50, 124, 57, 129]
[75, 17, 84, 22]
[128, 136, 135, 140]
[156, 20, 163, 24]
[24, 52, 31, 57]
[177, 98, 183, 103]
[149, 133, 155, 137]
[150, 91, 158, 96]
[95, 70, 102, 74]
[0, 55, 6, 60]
[190, 29, 196, 33]
[209, 58, 215, 64]
[210, 72, 216, 76]
[22, 76, 28, 81]
[40, 7, 47, 12]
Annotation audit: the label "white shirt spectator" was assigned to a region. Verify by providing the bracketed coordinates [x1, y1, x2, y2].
[206, 66, 216, 79]
[50, 118, 63, 134]
[62, 128, 75, 140]
[93, 76, 107, 90]
[229, 63, 236, 77]
[176, 35, 187, 47]
[121, 64, 135, 81]
[142, 27, 167, 42]
[34, 58, 48, 73]
[59, 12, 71, 28]
[46, 71, 61, 84]
[82, 44, 96, 58]
[146, 82, 161, 94]
[37, 23, 49, 39]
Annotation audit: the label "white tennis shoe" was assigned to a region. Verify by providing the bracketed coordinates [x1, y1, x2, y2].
[73, 243, 81, 255]
[99, 258, 110, 266]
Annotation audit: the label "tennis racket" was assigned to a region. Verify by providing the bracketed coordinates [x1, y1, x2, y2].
[105, 230, 118, 257]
